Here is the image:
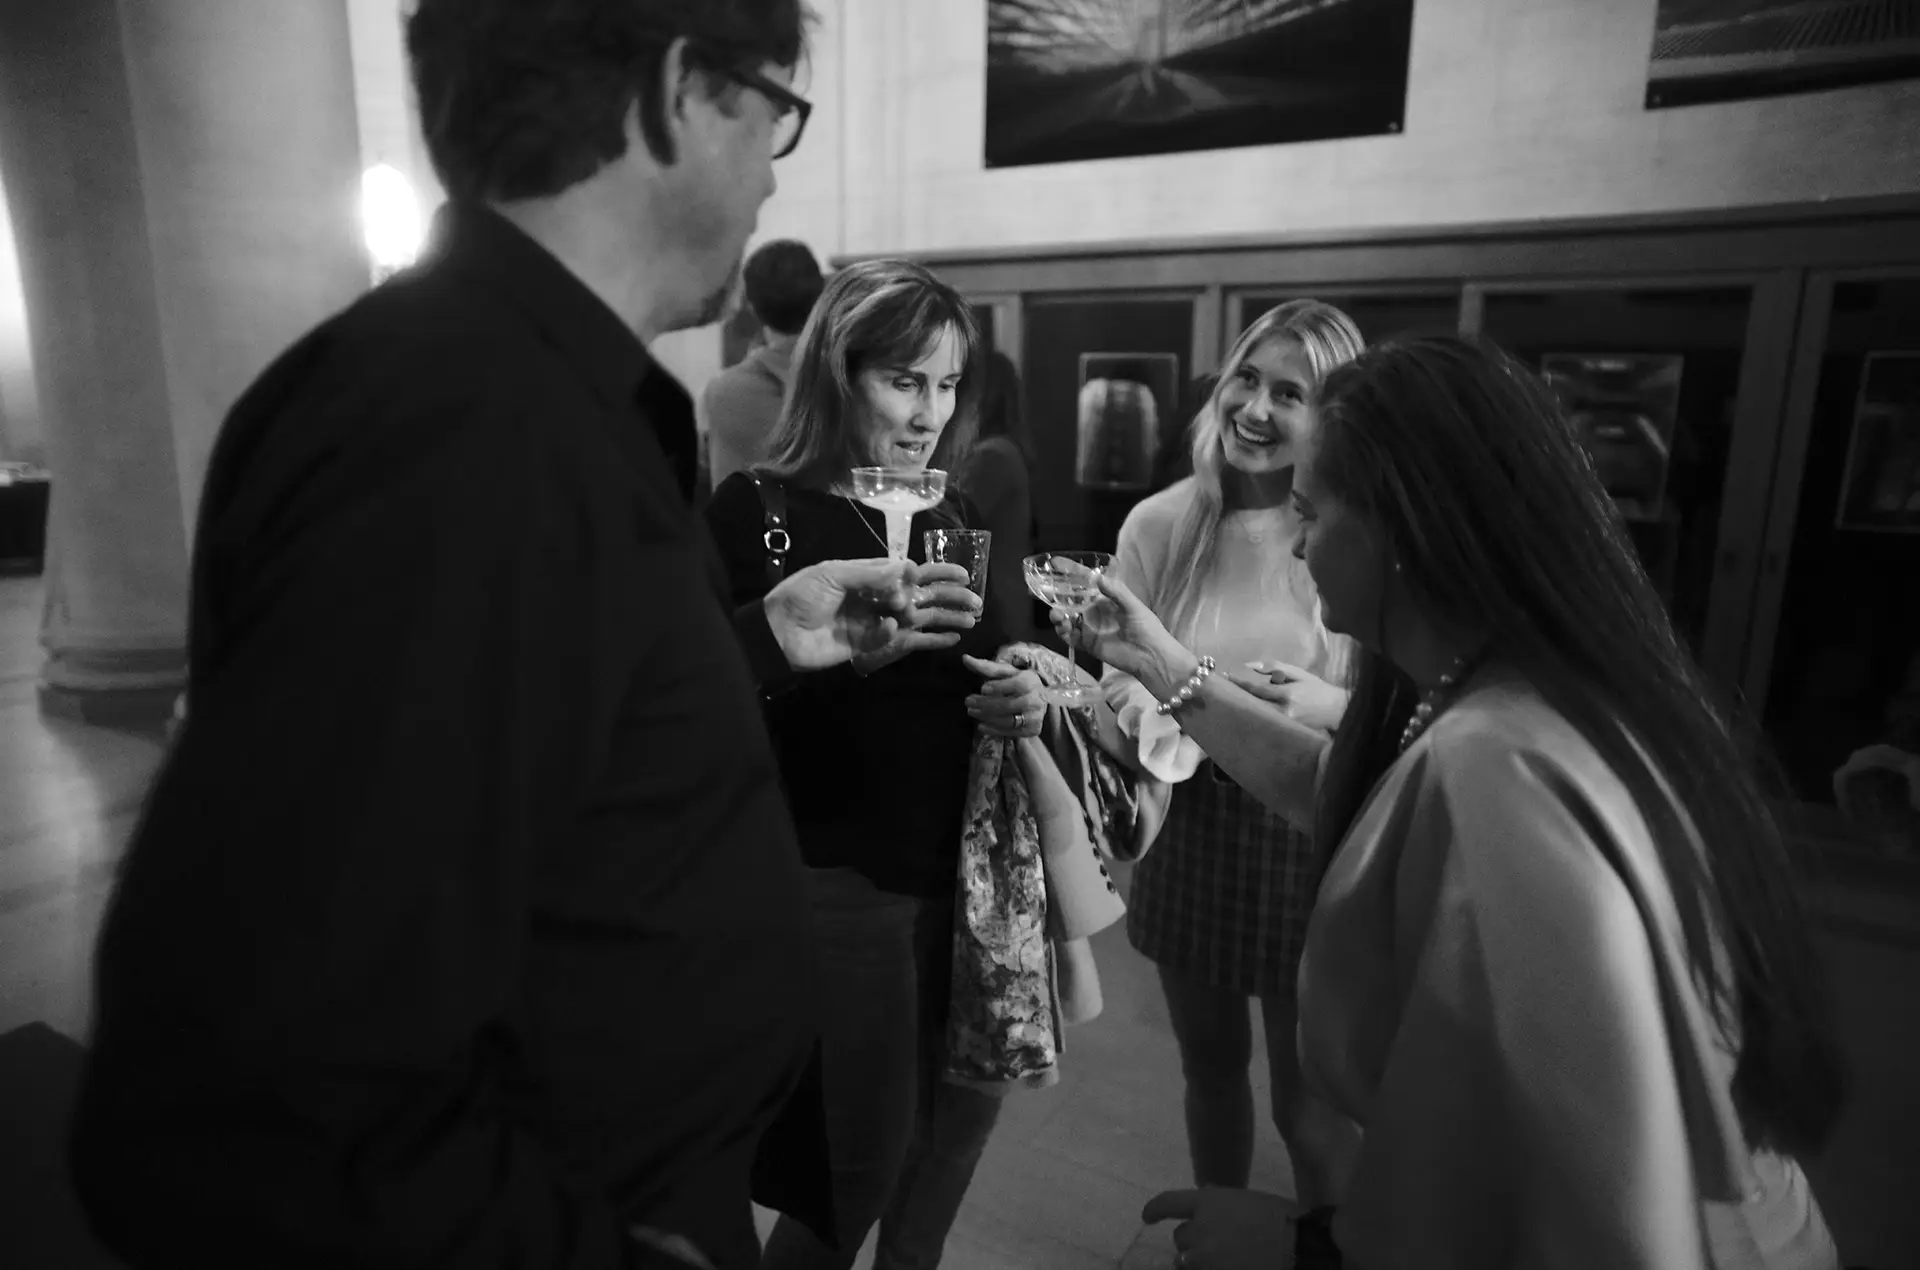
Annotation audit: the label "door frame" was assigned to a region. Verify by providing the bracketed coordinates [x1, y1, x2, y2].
[1743, 265, 1920, 717]
[965, 292, 1024, 376]
[1460, 272, 1805, 692]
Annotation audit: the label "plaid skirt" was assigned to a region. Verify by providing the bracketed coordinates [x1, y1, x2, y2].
[1125, 760, 1319, 1001]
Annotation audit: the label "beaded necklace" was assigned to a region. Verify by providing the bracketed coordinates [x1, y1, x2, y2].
[1397, 652, 1486, 753]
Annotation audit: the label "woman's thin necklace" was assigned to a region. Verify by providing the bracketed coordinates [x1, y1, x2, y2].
[1398, 652, 1486, 753]
[839, 493, 892, 554]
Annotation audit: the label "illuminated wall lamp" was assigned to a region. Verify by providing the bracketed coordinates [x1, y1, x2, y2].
[361, 163, 423, 283]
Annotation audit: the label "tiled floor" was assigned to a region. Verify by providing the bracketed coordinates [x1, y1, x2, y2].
[2, 571, 1915, 1268]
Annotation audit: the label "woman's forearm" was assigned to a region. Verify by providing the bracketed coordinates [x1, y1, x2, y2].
[1131, 640, 1326, 829]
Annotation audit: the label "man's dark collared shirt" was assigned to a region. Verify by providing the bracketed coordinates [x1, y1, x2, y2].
[72, 205, 815, 1270]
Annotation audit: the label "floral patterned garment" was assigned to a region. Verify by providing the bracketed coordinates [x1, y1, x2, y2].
[945, 726, 1060, 1093]
[945, 644, 1113, 1093]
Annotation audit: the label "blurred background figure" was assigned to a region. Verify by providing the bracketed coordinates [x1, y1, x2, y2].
[959, 349, 1042, 643]
[703, 238, 825, 495]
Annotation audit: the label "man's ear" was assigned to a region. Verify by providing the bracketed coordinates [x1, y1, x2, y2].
[655, 36, 747, 153]
[638, 36, 702, 167]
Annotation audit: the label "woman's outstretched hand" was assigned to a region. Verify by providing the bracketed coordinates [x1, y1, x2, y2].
[1223, 661, 1350, 734]
[1047, 568, 1183, 685]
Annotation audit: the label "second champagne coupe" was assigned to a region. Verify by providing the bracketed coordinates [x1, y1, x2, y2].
[850, 467, 947, 559]
[1023, 551, 1113, 708]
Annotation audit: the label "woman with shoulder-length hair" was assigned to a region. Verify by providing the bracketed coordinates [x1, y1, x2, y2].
[706, 258, 1052, 1270]
[1091, 299, 1365, 1210]
[1069, 335, 1844, 1268]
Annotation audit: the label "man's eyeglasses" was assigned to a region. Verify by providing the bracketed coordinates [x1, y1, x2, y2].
[712, 62, 812, 160]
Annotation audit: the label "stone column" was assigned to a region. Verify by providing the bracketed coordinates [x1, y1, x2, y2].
[0, 0, 368, 722]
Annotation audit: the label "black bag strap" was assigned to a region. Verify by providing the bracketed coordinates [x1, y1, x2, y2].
[747, 473, 790, 587]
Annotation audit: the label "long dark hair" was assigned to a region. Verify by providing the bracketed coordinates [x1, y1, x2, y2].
[1311, 335, 1843, 1158]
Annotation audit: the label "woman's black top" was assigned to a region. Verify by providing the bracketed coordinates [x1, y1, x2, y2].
[706, 472, 1009, 897]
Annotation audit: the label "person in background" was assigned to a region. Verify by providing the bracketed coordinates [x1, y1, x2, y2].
[68, 4, 985, 1269]
[707, 259, 1050, 1270]
[1069, 336, 1844, 1269]
[704, 238, 825, 490]
[1092, 300, 1365, 1211]
[958, 349, 1041, 642]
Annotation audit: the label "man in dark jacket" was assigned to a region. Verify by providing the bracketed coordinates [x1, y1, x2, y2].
[68, 3, 977, 1268]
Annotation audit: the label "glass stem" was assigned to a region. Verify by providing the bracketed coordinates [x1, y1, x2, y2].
[885, 511, 910, 560]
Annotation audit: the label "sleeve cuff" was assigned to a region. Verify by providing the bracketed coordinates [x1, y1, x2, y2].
[1103, 673, 1204, 783]
[734, 600, 796, 690]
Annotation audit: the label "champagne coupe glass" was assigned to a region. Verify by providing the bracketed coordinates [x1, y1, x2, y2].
[1023, 551, 1113, 708]
[849, 467, 947, 560]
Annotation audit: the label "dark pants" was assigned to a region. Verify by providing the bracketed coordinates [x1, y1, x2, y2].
[759, 868, 1003, 1270]
[1157, 964, 1357, 1207]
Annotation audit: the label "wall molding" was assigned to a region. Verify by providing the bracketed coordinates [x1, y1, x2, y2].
[834, 193, 1920, 271]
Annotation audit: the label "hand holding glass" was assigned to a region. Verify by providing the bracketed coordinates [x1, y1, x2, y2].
[1023, 551, 1113, 708]
[850, 467, 947, 560]
[924, 529, 991, 595]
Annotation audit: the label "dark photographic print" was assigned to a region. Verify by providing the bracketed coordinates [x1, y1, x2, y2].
[1076, 353, 1180, 490]
[1835, 352, 1920, 533]
[1645, 0, 1920, 109]
[984, 0, 1415, 169]
[1541, 353, 1686, 523]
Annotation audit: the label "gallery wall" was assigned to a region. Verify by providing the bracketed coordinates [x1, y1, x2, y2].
[755, 0, 1920, 259]
[335, 0, 1920, 407]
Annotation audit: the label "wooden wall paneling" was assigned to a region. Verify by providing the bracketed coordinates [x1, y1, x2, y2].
[876, 200, 1920, 304]
[1703, 270, 1809, 695]
[1744, 272, 1839, 718]
[1459, 283, 1485, 336]
[847, 195, 1920, 274]
[1193, 285, 1224, 380]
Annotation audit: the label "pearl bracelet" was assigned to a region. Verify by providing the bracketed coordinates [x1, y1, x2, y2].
[1154, 655, 1215, 716]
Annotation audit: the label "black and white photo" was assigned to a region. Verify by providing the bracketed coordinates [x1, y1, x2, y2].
[986, 0, 1414, 168]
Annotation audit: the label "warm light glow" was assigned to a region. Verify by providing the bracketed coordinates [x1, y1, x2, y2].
[360, 163, 423, 274]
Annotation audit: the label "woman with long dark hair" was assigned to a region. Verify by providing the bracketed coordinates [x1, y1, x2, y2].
[1064, 335, 1844, 1267]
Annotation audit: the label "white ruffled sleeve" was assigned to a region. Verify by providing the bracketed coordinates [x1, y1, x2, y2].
[1102, 671, 1205, 783]
[1103, 492, 1206, 784]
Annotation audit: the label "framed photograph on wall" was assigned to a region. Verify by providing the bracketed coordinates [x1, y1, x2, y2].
[1540, 353, 1685, 523]
[1834, 351, 1920, 534]
[1645, 1, 1920, 110]
[1076, 353, 1180, 491]
[984, 0, 1414, 169]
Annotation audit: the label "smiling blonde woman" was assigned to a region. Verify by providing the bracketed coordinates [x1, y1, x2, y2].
[1092, 299, 1364, 1208]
